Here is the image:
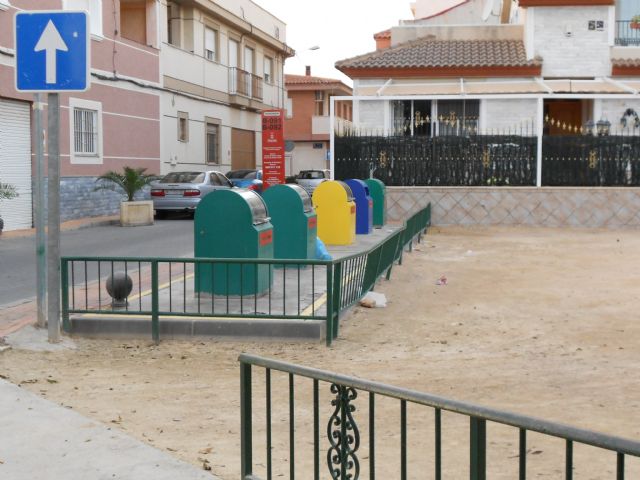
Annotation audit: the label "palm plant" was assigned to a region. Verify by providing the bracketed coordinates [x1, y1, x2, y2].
[94, 166, 157, 202]
[0, 181, 18, 200]
[0, 180, 18, 233]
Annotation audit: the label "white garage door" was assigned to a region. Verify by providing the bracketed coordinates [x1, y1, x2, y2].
[0, 99, 32, 231]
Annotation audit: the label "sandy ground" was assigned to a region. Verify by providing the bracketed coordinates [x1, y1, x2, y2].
[2, 226, 640, 479]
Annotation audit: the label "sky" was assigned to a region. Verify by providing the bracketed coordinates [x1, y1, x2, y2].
[252, 0, 414, 86]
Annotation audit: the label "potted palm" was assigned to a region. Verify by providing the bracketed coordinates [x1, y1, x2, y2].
[631, 15, 640, 29]
[0, 180, 18, 235]
[95, 166, 157, 226]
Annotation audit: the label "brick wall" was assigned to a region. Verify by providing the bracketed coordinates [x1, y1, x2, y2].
[38, 176, 150, 222]
[533, 6, 611, 78]
[386, 187, 640, 228]
[481, 98, 539, 132]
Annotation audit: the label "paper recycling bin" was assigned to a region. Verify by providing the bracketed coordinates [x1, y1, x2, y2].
[262, 184, 317, 260]
[364, 178, 386, 227]
[345, 179, 373, 235]
[194, 189, 273, 295]
[312, 181, 356, 246]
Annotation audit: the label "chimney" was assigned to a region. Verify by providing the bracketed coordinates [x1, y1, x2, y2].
[305, 65, 311, 76]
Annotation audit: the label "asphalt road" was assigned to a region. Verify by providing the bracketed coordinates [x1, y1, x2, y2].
[0, 218, 194, 307]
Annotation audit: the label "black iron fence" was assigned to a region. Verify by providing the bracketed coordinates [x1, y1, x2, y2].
[335, 128, 640, 187]
[335, 132, 537, 187]
[240, 353, 640, 479]
[615, 20, 640, 46]
[542, 135, 640, 187]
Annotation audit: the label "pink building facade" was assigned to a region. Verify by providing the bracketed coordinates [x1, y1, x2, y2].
[0, 0, 160, 231]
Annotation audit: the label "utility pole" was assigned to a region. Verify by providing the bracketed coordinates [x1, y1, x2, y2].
[34, 93, 46, 329]
[47, 92, 61, 342]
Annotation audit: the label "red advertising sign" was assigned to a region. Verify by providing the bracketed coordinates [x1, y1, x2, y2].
[261, 109, 285, 190]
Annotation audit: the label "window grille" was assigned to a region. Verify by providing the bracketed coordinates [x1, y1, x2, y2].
[73, 108, 98, 155]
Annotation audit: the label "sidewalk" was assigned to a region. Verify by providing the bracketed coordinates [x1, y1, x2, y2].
[0, 215, 118, 337]
[0, 378, 218, 479]
[0, 214, 118, 239]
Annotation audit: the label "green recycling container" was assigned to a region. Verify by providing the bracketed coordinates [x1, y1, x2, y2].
[262, 184, 317, 260]
[364, 178, 386, 227]
[194, 189, 273, 296]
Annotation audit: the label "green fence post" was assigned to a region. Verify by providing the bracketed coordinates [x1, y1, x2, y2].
[470, 417, 487, 480]
[61, 258, 70, 333]
[325, 264, 333, 347]
[332, 262, 342, 340]
[240, 361, 253, 478]
[151, 261, 159, 344]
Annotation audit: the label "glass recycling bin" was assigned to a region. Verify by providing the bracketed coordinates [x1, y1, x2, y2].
[262, 184, 317, 260]
[194, 189, 273, 296]
[345, 179, 373, 235]
[312, 180, 356, 246]
[364, 178, 386, 227]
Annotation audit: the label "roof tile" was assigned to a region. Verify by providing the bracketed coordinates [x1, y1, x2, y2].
[335, 38, 541, 70]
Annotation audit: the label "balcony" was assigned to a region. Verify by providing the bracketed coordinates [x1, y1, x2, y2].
[615, 20, 640, 46]
[229, 67, 263, 101]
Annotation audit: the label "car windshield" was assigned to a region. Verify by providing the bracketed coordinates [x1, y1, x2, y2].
[227, 170, 256, 179]
[299, 171, 323, 179]
[159, 172, 204, 183]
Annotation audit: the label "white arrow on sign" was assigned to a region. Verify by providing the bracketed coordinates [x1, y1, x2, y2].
[34, 20, 68, 84]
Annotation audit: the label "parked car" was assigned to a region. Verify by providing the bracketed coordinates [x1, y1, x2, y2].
[296, 169, 330, 195]
[226, 169, 263, 193]
[150, 170, 233, 217]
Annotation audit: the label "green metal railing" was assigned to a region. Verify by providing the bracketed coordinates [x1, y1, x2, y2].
[61, 204, 432, 346]
[239, 353, 640, 480]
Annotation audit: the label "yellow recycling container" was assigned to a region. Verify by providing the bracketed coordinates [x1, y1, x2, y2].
[312, 180, 356, 245]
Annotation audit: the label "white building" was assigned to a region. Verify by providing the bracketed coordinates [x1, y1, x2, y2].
[160, 0, 293, 175]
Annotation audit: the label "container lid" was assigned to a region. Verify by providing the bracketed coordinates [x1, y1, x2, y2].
[237, 190, 270, 225]
[336, 181, 354, 201]
[285, 184, 313, 213]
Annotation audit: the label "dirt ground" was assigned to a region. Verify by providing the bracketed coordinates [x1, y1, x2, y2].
[2, 226, 640, 479]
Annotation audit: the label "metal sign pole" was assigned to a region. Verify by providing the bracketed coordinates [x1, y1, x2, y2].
[47, 92, 60, 342]
[34, 93, 46, 329]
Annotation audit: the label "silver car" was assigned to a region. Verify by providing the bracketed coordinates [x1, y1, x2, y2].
[150, 170, 233, 217]
[296, 169, 330, 196]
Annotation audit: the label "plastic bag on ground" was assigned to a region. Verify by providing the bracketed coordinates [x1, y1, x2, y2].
[315, 237, 332, 261]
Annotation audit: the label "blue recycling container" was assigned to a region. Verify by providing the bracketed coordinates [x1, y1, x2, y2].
[345, 179, 373, 235]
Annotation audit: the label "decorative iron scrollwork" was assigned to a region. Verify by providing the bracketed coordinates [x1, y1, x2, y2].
[327, 384, 360, 480]
[588, 149, 598, 169]
[482, 148, 491, 168]
[378, 150, 389, 168]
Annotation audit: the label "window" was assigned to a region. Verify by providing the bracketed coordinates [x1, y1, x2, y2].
[74, 108, 98, 155]
[177, 111, 189, 142]
[264, 57, 273, 83]
[204, 27, 217, 61]
[63, 0, 102, 36]
[285, 97, 293, 118]
[392, 100, 432, 136]
[209, 173, 222, 185]
[206, 123, 219, 164]
[69, 98, 102, 164]
[315, 91, 325, 116]
[437, 99, 480, 135]
[167, 2, 181, 47]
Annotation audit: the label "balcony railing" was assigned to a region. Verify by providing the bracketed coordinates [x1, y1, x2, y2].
[229, 67, 263, 101]
[615, 20, 640, 46]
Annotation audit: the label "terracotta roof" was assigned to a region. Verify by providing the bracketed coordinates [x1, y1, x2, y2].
[373, 29, 391, 39]
[285, 74, 352, 93]
[335, 38, 541, 71]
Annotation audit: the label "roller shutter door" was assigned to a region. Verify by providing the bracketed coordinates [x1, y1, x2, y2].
[0, 99, 32, 231]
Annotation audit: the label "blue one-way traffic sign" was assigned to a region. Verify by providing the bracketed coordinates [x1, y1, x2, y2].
[15, 11, 90, 92]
